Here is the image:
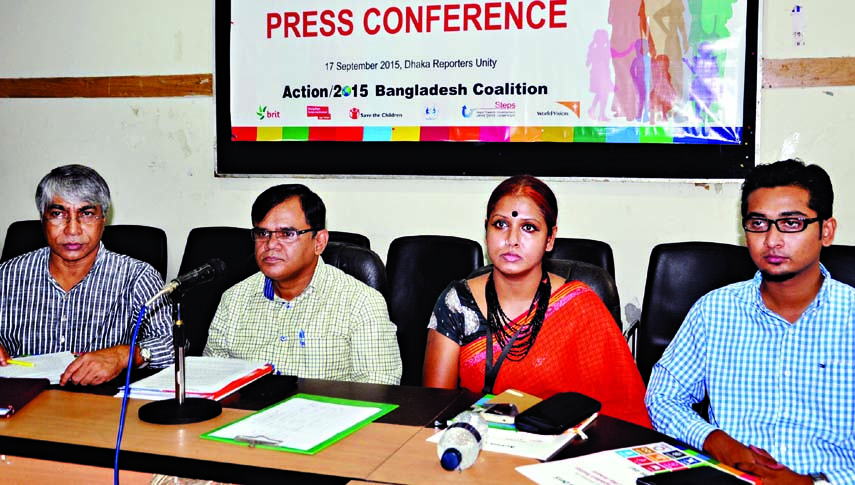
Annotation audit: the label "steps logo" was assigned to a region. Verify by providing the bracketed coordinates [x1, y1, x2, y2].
[257, 105, 280, 121]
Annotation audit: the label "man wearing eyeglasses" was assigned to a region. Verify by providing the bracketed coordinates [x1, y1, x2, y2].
[646, 159, 854, 484]
[203, 184, 402, 385]
[0, 165, 172, 385]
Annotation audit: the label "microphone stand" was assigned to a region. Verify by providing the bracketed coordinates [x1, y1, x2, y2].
[138, 299, 222, 425]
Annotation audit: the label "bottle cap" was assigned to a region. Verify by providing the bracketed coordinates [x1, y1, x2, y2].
[440, 448, 462, 471]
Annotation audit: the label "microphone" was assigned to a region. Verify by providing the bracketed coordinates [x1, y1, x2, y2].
[144, 258, 227, 306]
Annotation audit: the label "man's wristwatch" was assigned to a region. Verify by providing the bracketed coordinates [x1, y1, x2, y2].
[137, 345, 152, 369]
[810, 472, 831, 484]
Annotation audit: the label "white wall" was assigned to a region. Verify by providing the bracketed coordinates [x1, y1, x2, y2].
[1, 0, 853, 329]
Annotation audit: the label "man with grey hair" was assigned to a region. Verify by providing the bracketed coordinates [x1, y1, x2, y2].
[0, 164, 172, 385]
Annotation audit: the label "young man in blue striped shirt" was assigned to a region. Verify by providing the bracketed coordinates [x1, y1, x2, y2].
[646, 159, 852, 484]
[0, 165, 172, 385]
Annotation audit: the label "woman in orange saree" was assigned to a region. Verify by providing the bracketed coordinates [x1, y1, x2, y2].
[423, 174, 650, 428]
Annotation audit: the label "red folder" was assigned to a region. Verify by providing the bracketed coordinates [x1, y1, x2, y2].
[0, 377, 50, 417]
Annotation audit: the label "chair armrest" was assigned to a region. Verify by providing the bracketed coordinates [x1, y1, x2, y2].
[623, 318, 639, 360]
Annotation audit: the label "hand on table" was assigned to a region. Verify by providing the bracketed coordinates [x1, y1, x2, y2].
[60, 346, 129, 386]
[704, 430, 812, 485]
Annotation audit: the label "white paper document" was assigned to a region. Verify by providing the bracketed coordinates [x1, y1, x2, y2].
[515, 441, 755, 485]
[0, 351, 76, 385]
[116, 356, 272, 400]
[207, 397, 380, 451]
[427, 424, 579, 461]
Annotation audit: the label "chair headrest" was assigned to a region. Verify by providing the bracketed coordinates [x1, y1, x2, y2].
[321, 242, 388, 298]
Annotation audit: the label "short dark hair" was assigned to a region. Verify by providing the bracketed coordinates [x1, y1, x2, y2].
[251, 184, 326, 232]
[741, 159, 833, 220]
[486, 174, 558, 237]
[35, 164, 112, 215]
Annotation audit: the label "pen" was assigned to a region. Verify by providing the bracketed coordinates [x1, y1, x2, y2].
[6, 359, 34, 367]
[572, 412, 598, 441]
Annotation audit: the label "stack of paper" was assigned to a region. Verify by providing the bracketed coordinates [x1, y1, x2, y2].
[117, 357, 273, 401]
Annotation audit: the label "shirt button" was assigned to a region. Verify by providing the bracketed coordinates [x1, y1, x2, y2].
[780, 445, 787, 453]
[784, 370, 791, 377]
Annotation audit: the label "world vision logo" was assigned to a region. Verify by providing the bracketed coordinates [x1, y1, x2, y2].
[557, 101, 580, 117]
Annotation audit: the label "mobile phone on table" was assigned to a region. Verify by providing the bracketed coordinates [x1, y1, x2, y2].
[481, 402, 519, 424]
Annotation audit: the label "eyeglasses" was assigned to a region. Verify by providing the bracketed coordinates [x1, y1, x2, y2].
[250, 227, 315, 242]
[742, 217, 821, 233]
[44, 210, 104, 226]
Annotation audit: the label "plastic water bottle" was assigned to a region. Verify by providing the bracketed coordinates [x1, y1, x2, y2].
[437, 411, 489, 471]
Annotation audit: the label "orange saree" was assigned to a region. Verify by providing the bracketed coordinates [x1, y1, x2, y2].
[457, 280, 651, 428]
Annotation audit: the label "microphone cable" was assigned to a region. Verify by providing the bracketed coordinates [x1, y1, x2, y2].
[114, 305, 146, 485]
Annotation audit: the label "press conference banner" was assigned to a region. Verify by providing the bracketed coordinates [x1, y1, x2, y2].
[229, 0, 751, 144]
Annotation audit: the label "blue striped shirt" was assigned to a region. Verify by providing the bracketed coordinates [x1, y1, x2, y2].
[646, 265, 855, 483]
[0, 244, 173, 368]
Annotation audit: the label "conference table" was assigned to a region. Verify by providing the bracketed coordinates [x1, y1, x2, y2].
[0, 375, 683, 484]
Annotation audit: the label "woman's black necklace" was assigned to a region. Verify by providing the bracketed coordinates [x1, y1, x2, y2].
[485, 266, 551, 361]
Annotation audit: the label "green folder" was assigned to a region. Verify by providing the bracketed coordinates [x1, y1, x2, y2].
[201, 393, 398, 455]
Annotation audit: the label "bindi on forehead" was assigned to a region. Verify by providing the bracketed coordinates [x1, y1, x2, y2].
[512, 211, 518, 217]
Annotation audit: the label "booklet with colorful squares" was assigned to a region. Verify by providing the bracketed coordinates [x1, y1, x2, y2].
[515, 441, 759, 484]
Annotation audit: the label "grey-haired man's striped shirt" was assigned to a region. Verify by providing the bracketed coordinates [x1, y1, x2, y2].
[0, 244, 173, 368]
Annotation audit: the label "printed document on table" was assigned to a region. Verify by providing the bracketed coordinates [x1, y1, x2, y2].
[202, 393, 398, 454]
[0, 352, 76, 385]
[515, 441, 758, 484]
[117, 356, 273, 400]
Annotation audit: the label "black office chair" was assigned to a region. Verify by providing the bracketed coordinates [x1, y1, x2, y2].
[634, 242, 757, 385]
[177, 227, 387, 356]
[1, 219, 168, 279]
[821, 244, 855, 289]
[321, 242, 388, 298]
[634, 241, 855, 385]
[328, 231, 370, 249]
[176, 227, 258, 356]
[547, 237, 616, 280]
[386, 235, 484, 386]
[467, 258, 622, 330]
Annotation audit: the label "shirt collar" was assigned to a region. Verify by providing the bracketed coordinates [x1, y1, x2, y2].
[263, 257, 325, 302]
[42, 241, 107, 290]
[751, 262, 831, 317]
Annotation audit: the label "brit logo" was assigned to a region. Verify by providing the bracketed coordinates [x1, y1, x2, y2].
[257, 105, 280, 120]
